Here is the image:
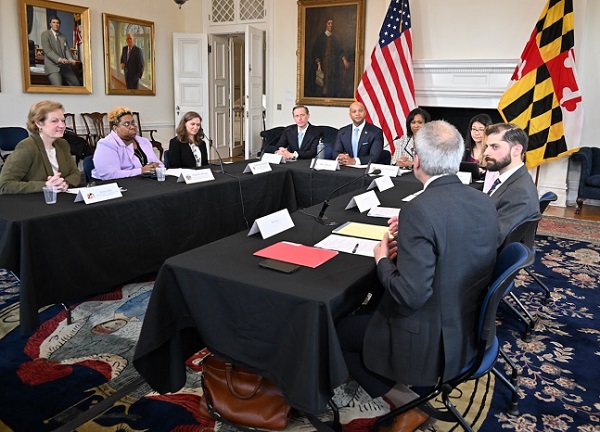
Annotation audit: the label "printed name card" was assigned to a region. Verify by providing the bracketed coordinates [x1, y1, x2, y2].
[244, 160, 272, 175]
[248, 208, 295, 239]
[261, 153, 285, 164]
[74, 183, 122, 204]
[310, 159, 339, 171]
[457, 171, 472, 185]
[369, 163, 399, 177]
[345, 189, 381, 213]
[368, 175, 395, 192]
[177, 169, 215, 184]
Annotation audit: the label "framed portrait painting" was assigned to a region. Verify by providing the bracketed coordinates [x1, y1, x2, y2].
[18, 0, 92, 94]
[297, 0, 366, 107]
[103, 13, 155, 95]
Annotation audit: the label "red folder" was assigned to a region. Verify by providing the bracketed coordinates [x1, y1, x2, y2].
[254, 241, 338, 268]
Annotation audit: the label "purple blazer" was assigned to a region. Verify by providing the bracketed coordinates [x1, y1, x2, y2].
[92, 131, 163, 180]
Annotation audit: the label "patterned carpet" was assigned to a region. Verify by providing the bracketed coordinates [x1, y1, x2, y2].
[0, 216, 598, 431]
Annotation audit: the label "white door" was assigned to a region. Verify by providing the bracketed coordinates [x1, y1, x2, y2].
[173, 33, 209, 141]
[244, 26, 264, 160]
[210, 35, 231, 159]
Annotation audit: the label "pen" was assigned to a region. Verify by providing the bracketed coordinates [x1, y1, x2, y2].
[352, 243, 359, 254]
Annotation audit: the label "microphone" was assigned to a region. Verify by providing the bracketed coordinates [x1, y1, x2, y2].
[205, 131, 225, 174]
[316, 165, 382, 225]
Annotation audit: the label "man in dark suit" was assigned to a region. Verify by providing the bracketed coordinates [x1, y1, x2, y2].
[40, 17, 81, 86]
[274, 105, 321, 160]
[483, 123, 540, 247]
[120, 33, 145, 89]
[333, 101, 383, 165]
[337, 120, 498, 432]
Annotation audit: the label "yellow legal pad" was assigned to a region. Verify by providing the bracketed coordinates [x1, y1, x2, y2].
[332, 221, 391, 241]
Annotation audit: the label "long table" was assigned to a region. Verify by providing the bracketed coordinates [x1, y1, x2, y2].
[133, 176, 423, 414]
[0, 162, 297, 333]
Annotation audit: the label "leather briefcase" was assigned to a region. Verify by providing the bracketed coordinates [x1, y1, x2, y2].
[200, 354, 292, 430]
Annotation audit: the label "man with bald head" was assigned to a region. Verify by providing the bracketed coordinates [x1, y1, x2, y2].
[333, 101, 384, 165]
[120, 33, 144, 89]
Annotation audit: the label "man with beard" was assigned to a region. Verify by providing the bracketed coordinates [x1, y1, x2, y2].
[483, 123, 540, 247]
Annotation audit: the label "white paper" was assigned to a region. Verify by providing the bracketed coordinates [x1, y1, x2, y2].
[397, 168, 412, 176]
[402, 189, 424, 202]
[367, 206, 401, 218]
[177, 169, 215, 184]
[248, 208, 295, 239]
[315, 234, 378, 258]
[457, 171, 472, 184]
[244, 160, 272, 174]
[74, 183, 122, 204]
[261, 153, 285, 164]
[368, 175, 394, 192]
[345, 190, 380, 213]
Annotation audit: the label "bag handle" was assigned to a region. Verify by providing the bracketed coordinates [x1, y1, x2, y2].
[225, 362, 263, 400]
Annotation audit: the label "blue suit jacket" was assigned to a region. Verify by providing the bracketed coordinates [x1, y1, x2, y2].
[332, 122, 384, 164]
[275, 123, 321, 159]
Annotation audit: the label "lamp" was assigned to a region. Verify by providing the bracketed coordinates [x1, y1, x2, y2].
[174, 0, 188, 8]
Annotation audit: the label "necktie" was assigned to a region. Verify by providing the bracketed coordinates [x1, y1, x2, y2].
[127, 48, 131, 62]
[487, 178, 501, 195]
[298, 131, 304, 149]
[352, 127, 360, 158]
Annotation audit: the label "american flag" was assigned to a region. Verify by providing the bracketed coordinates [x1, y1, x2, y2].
[356, 0, 415, 154]
[73, 14, 83, 48]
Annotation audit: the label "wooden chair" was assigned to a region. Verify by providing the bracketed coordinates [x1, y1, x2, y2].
[133, 111, 164, 160]
[81, 112, 108, 147]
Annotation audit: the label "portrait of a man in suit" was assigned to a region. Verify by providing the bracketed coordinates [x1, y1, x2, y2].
[40, 16, 81, 86]
[120, 33, 144, 89]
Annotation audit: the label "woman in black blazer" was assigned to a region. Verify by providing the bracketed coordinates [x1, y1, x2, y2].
[168, 111, 209, 168]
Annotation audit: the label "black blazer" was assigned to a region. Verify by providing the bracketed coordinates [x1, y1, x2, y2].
[168, 137, 209, 169]
[332, 122, 384, 164]
[364, 175, 498, 386]
[275, 123, 321, 159]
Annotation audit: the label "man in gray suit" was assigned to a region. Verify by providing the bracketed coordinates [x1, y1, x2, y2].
[483, 123, 540, 247]
[337, 120, 498, 432]
[40, 17, 81, 86]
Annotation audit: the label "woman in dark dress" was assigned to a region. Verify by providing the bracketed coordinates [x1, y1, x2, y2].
[168, 111, 208, 169]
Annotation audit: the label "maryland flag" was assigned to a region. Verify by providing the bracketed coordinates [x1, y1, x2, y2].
[498, 0, 582, 169]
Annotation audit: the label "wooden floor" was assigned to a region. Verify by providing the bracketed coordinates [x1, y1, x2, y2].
[545, 203, 600, 222]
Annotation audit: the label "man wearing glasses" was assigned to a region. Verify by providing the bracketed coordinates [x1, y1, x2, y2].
[92, 106, 163, 180]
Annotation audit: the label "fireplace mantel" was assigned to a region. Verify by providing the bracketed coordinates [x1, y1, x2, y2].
[413, 59, 518, 109]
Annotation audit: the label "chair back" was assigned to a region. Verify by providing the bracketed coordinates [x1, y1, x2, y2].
[317, 125, 338, 160]
[502, 213, 542, 250]
[64, 113, 77, 133]
[133, 111, 163, 160]
[259, 127, 285, 154]
[0, 127, 29, 161]
[163, 149, 170, 169]
[82, 155, 94, 183]
[81, 112, 108, 147]
[539, 191, 557, 214]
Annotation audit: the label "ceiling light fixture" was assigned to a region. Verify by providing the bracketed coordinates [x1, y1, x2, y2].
[174, 0, 188, 9]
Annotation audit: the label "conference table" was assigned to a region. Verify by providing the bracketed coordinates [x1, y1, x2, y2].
[0, 162, 298, 333]
[133, 172, 423, 414]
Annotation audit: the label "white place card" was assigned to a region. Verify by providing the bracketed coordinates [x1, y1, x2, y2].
[244, 160, 273, 175]
[248, 208, 295, 239]
[311, 159, 340, 171]
[402, 189, 424, 202]
[369, 163, 399, 177]
[176, 169, 215, 184]
[261, 153, 285, 164]
[74, 183, 122, 204]
[368, 175, 394, 192]
[345, 189, 381, 213]
[457, 171, 472, 184]
[367, 206, 401, 218]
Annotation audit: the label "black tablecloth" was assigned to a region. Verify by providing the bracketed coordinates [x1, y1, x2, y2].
[133, 177, 423, 413]
[0, 162, 296, 332]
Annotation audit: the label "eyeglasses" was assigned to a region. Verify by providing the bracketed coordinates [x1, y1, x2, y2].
[471, 128, 485, 133]
[120, 121, 137, 128]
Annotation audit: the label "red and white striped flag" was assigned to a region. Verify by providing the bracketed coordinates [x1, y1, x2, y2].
[356, 0, 416, 153]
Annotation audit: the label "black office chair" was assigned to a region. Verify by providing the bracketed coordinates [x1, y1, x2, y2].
[0, 127, 28, 162]
[82, 156, 94, 184]
[259, 127, 285, 156]
[372, 243, 533, 432]
[379, 150, 392, 165]
[539, 191, 558, 214]
[317, 125, 339, 160]
[163, 150, 170, 169]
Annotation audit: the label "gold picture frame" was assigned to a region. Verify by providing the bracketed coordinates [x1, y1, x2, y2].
[18, 0, 92, 94]
[297, 0, 365, 107]
[103, 13, 155, 95]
